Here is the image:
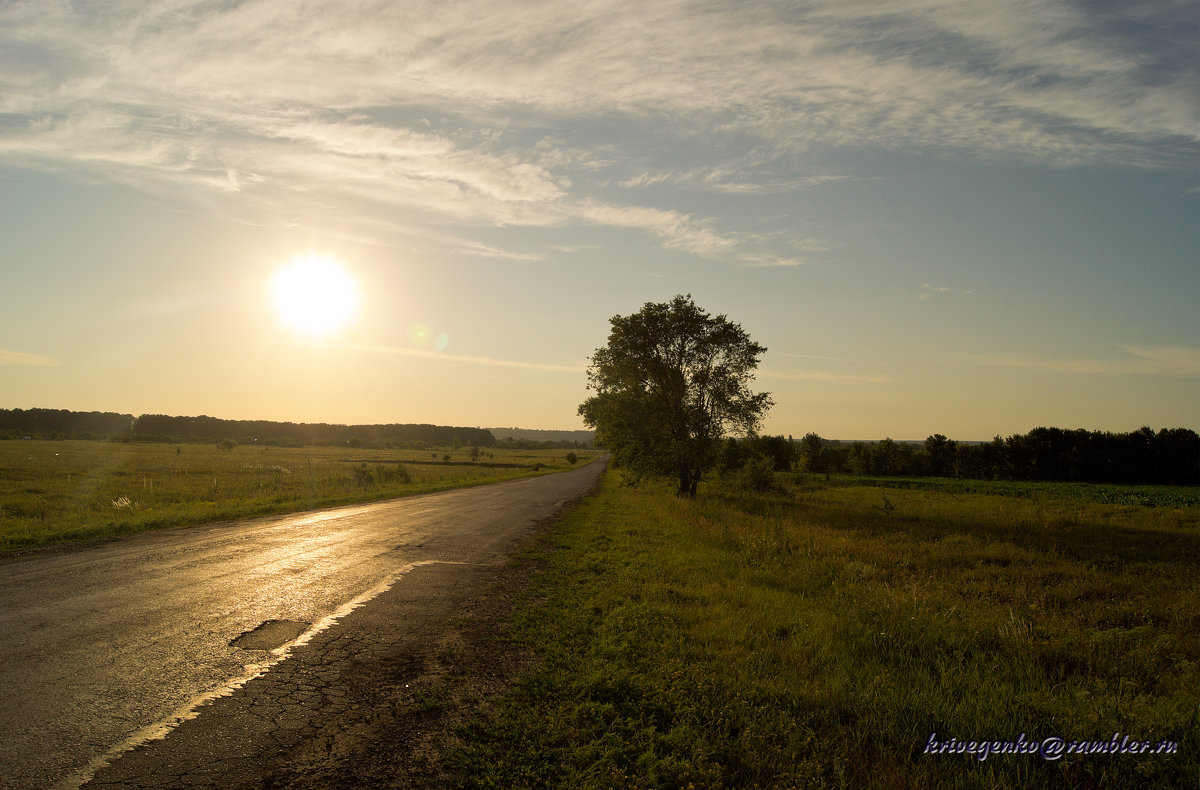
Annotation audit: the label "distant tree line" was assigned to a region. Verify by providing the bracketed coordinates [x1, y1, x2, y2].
[0, 408, 134, 439]
[495, 436, 593, 450]
[133, 414, 496, 448]
[489, 427, 596, 445]
[0, 408, 496, 448]
[737, 426, 1198, 486]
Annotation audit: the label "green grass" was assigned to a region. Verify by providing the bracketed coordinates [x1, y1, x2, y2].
[447, 471, 1199, 789]
[0, 439, 600, 551]
[815, 473, 1200, 508]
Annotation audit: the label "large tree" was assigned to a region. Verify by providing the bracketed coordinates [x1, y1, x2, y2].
[579, 294, 772, 496]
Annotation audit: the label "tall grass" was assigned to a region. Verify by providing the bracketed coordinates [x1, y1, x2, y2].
[0, 440, 598, 550]
[449, 472, 1199, 788]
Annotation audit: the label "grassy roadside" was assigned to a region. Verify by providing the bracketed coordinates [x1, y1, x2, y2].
[0, 440, 600, 551]
[446, 470, 1199, 789]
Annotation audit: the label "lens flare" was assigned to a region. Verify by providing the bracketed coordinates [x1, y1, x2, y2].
[408, 323, 432, 346]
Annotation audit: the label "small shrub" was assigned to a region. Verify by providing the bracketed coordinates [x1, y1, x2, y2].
[566, 452, 578, 465]
[352, 463, 375, 488]
[739, 454, 777, 492]
[376, 463, 411, 484]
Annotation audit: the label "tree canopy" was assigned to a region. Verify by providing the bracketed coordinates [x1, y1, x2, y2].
[578, 295, 772, 496]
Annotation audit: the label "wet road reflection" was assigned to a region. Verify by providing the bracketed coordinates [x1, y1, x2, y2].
[0, 462, 604, 790]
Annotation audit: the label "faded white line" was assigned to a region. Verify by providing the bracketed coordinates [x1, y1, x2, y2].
[58, 559, 472, 790]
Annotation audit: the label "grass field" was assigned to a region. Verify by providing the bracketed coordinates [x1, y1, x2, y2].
[448, 471, 1199, 789]
[0, 439, 599, 551]
[818, 474, 1200, 509]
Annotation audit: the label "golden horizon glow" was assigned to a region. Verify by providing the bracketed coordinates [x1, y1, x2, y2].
[269, 256, 360, 339]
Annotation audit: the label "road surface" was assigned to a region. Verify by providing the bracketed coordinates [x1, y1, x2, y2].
[0, 461, 605, 790]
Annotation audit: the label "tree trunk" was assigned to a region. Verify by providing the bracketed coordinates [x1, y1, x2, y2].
[677, 468, 695, 498]
[677, 467, 700, 498]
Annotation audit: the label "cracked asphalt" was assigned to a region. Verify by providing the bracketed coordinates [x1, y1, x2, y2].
[84, 560, 505, 789]
[0, 460, 605, 790]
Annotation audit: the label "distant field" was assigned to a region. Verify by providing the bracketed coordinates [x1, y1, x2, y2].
[450, 472, 1199, 788]
[0, 439, 600, 551]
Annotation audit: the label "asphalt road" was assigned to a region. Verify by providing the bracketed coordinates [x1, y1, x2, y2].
[0, 461, 605, 790]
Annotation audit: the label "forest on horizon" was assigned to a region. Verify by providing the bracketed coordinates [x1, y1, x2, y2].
[2, 408, 1196, 486]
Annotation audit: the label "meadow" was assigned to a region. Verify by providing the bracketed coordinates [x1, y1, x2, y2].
[0, 439, 599, 551]
[449, 471, 1199, 788]
[823, 474, 1200, 509]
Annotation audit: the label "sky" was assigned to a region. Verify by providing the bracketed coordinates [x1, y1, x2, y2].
[1, 0, 1197, 441]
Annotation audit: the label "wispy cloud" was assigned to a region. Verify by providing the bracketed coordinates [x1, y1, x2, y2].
[575, 201, 737, 257]
[960, 345, 1200, 377]
[0, 348, 59, 367]
[777, 352, 874, 364]
[738, 256, 805, 268]
[0, 0, 1193, 262]
[545, 243, 598, 254]
[621, 169, 855, 194]
[453, 242, 545, 262]
[761, 369, 895, 384]
[624, 168, 859, 193]
[918, 283, 973, 300]
[350, 344, 585, 374]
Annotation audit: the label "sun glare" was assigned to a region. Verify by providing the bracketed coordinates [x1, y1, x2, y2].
[270, 256, 360, 339]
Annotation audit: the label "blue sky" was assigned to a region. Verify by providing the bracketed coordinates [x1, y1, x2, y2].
[1, 0, 1196, 440]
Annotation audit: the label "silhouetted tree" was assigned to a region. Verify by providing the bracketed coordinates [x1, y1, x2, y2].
[800, 432, 826, 476]
[824, 442, 849, 475]
[924, 434, 957, 477]
[717, 437, 748, 476]
[752, 434, 794, 471]
[579, 295, 772, 497]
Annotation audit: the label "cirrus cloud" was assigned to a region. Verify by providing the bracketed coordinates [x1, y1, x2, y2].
[0, 348, 60, 367]
[959, 344, 1200, 378]
[0, 0, 1194, 264]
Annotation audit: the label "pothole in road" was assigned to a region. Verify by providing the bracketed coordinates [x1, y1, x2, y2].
[230, 619, 311, 651]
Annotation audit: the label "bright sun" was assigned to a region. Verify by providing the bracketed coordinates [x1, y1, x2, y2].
[270, 256, 360, 338]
